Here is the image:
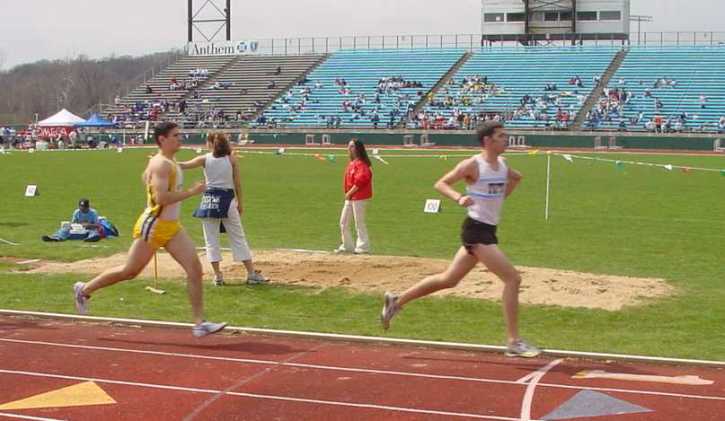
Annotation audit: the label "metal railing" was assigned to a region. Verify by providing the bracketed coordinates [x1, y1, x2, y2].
[184, 32, 725, 56]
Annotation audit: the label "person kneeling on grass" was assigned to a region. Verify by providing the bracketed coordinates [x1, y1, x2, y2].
[42, 198, 118, 243]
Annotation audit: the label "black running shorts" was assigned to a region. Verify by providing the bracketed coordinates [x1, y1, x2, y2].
[461, 217, 498, 254]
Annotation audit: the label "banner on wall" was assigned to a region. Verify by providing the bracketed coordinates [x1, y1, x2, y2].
[187, 40, 260, 56]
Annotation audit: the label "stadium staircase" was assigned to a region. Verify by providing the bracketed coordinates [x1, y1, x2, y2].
[571, 48, 629, 130]
[399, 51, 472, 127]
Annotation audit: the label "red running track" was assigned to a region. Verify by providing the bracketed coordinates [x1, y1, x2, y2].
[0, 315, 723, 420]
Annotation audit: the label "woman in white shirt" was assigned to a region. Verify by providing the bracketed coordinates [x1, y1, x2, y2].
[180, 133, 266, 286]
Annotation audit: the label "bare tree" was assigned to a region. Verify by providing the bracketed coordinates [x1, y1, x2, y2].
[0, 51, 176, 124]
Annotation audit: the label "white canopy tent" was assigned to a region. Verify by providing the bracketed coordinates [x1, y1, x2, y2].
[37, 109, 86, 127]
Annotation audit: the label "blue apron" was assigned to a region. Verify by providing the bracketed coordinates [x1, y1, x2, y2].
[193, 188, 235, 219]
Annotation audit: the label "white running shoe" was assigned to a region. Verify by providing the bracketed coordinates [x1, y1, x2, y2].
[380, 292, 400, 330]
[73, 282, 89, 315]
[505, 339, 542, 358]
[192, 321, 227, 338]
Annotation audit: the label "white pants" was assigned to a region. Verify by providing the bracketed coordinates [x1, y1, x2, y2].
[339, 199, 369, 252]
[201, 199, 252, 263]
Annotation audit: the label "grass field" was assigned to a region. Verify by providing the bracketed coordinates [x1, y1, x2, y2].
[0, 146, 724, 359]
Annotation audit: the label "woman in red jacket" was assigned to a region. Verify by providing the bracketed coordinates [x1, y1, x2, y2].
[336, 139, 373, 254]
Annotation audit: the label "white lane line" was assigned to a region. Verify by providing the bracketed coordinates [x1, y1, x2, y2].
[2, 338, 723, 402]
[0, 239, 19, 246]
[520, 359, 563, 421]
[0, 338, 515, 387]
[0, 369, 534, 421]
[183, 343, 327, 421]
[0, 412, 65, 421]
[3, 309, 723, 367]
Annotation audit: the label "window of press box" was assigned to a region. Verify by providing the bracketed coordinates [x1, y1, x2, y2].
[600, 11, 622, 21]
[484, 13, 505, 22]
[507, 12, 526, 22]
[577, 11, 598, 21]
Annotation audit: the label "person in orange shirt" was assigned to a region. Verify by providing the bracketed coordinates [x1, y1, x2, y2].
[335, 139, 373, 254]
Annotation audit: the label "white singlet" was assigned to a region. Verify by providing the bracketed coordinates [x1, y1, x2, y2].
[465, 155, 508, 225]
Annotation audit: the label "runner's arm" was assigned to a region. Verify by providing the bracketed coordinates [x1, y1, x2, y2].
[434, 159, 475, 207]
[505, 167, 522, 198]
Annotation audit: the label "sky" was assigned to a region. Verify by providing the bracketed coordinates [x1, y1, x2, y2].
[0, 0, 722, 69]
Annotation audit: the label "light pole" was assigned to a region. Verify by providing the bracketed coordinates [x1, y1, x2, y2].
[630, 15, 653, 46]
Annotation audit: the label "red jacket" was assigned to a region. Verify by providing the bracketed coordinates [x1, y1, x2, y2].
[344, 159, 373, 201]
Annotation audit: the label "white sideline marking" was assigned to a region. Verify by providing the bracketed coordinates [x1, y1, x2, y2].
[0, 369, 533, 421]
[0, 413, 65, 421]
[16, 259, 40, 265]
[520, 359, 562, 421]
[1, 310, 724, 368]
[1, 338, 724, 402]
[0, 338, 516, 387]
[0, 238, 19, 246]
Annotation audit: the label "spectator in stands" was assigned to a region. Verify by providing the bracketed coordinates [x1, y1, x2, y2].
[275, 66, 281, 75]
[699, 94, 708, 109]
[240, 88, 248, 95]
[644, 88, 652, 98]
[655, 98, 664, 110]
[114, 95, 121, 105]
[718, 116, 725, 133]
[145, 85, 153, 94]
[267, 80, 276, 89]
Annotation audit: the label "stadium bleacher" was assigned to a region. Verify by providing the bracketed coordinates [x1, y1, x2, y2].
[259, 49, 465, 128]
[421, 47, 618, 130]
[589, 46, 725, 133]
[103, 46, 725, 134]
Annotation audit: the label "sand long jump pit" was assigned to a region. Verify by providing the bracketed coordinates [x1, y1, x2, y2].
[28, 249, 674, 311]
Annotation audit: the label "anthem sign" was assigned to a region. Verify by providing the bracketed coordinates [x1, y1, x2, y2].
[187, 40, 261, 56]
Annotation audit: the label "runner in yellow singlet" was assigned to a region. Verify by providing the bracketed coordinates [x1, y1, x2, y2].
[73, 122, 226, 337]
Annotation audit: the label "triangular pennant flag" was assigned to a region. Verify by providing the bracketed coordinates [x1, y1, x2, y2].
[562, 154, 573, 163]
[664, 164, 673, 171]
[0, 382, 116, 410]
[326, 154, 336, 162]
